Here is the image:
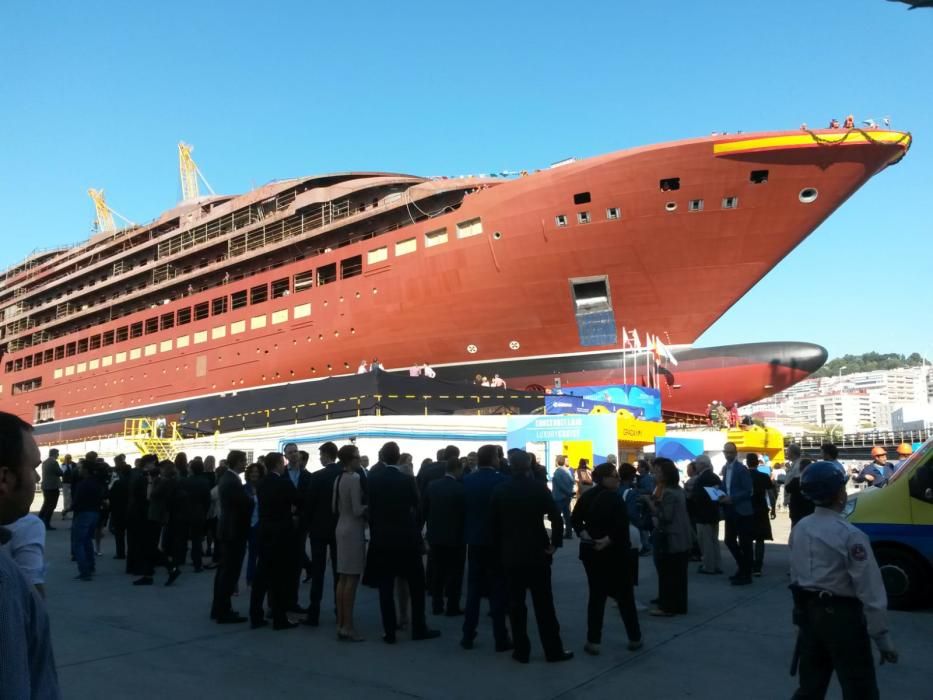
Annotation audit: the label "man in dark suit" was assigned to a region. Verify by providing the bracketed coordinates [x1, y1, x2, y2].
[126, 454, 158, 576]
[418, 445, 459, 597]
[184, 458, 212, 572]
[367, 441, 440, 644]
[249, 452, 299, 630]
[460, 444, 511, 651]
[283, 442, 312, 613]
[303, 441, 342, 626]
[424, 458, 466, 616]
[108, 459, 131, 560]
[210, 450, 251, 624]
[417, 445, 459, 499]
[489, 449, 572, 664]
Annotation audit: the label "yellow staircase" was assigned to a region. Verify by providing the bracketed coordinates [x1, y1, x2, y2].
[124, 418, 180, 461]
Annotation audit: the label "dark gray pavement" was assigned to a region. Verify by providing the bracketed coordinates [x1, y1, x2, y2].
[38, 512, 931, 699]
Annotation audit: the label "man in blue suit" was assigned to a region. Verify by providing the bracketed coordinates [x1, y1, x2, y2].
[551, 455, 575, 539]
[460, 444, 512, 652]
[718, 442, 755, 585]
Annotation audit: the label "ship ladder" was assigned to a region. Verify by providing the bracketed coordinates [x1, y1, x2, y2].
[123, 417, 181, 461]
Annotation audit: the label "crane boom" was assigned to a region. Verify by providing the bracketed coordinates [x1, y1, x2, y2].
[88, 188, 116, 233]
[178, 141, 215, 201]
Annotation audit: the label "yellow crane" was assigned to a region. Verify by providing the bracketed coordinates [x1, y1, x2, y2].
[87, 188, 135, 233]
[178, 141, 215, 201]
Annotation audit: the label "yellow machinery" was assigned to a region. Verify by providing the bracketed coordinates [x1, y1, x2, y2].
[124, 418, 179, 461]
[725, 425, 786, 464]
[178, 142, 215, 201]
[563, 411, 667, 468]
[87, 189, 135, 233]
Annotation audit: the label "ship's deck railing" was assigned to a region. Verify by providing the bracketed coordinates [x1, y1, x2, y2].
[788, 428, 932, 449]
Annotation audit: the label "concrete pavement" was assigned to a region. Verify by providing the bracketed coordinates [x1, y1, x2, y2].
[36, 510, 931, 699]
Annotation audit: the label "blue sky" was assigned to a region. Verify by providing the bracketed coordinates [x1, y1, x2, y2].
[1, 1, 930, 359]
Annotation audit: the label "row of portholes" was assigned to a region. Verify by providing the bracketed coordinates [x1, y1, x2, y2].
[663, 188, 818, 212]
[468, 340, 522, 354]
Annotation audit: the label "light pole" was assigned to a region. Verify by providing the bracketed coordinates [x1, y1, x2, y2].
[838, 365, 848, 378]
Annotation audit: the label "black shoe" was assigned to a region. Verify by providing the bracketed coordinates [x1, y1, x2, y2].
[250, 619, 269, 630]
[546, 650, 575, 663]
[460, 635, 475, 650]
[383, 634, 397, 644]
[412, 628, 441, 641]
[273, 621, 299, 631]
[511, 651, 530, 664]
[132, 576, 154, 586]
[445, 607, 464, 617]
[166, 569, 181, 586]
[287, 605, 307, 614]
[495, 639, 514, 653]
[217, 614, 248, 624]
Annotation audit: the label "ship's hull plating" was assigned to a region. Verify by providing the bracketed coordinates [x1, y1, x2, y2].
[2, 129, 909, 437]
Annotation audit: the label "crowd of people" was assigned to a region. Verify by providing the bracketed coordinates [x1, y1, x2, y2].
[1, 407, 915, 697]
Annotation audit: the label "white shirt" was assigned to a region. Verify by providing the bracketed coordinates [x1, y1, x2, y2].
[357, 363, 368, 374]
[0, 514, 46, 586]
[789, 507, 890, 643]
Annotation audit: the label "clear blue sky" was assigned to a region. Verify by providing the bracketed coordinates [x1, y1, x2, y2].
[1, 1, 930, 359]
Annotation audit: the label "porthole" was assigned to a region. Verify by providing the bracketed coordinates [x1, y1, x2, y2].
[467, 344, 478, 354]
[493, 231, 502, 240]
[509, 340, 520, 350]
[799, 188, 818, 203]
[665, 202, 677, 212]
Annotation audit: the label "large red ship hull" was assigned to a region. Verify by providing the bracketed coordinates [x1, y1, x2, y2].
[0, 129, 910, 438]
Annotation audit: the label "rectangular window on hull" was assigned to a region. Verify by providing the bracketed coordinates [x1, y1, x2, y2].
[102, 331, 115, 346]
[54, 346, 65, 360]
[35, 401, 54, 423]
[271, 278, 290, 298]
[65, 342, 76, 357]
[571, 278, 612, 314]
[317, 263, 337, 286]
[194, 303, 209, 321]
[145, 318, 158, 334]
[12, 377, 41, 395]
[231, 290, 248, 309]
[573, 192, 591, 205]
[161, 313, 175, 330]
[750, 170, 769, 184]
[660, 177, 680, 192]
[212, 297, 228, 316]
[77, 339, 88, 354]
[130, 322, 143, 339]
[294, 271, 313, 292]
[116, 326, 129, 342]
[177, 308, 192, 325]
[425, 228, 448, 247]
[89, 335, 101, 350]
[250, 284, 268, 305]
[456, 218, 483, 239]
[341, 255, 363, 278]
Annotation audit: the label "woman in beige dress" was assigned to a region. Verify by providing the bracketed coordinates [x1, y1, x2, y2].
[333, 444, 367, 640]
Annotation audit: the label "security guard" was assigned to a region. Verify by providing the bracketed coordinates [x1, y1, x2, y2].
[789, 461, 897, 699]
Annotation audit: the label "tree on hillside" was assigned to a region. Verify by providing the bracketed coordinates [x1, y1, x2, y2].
[812, 352, 929, 378]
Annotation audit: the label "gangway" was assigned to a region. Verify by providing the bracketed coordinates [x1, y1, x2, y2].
[124, 417, 180, 461]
